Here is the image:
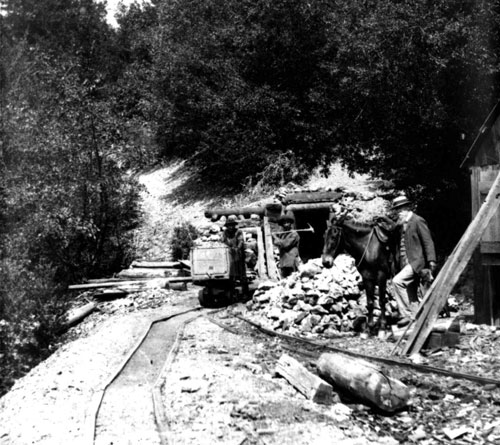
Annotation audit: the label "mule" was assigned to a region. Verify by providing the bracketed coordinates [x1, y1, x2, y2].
[322, 214, 395, 335]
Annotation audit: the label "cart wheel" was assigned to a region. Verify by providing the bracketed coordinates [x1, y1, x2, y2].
[198, 288, 211, 307]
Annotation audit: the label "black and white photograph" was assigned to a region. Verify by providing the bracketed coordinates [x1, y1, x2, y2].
[2, 1, 500, 444]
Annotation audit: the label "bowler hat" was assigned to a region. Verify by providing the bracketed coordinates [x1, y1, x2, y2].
[279, 213, 295, 223]
[392, 195, 411, 210]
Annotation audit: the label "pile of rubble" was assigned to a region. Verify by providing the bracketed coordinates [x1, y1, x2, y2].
[246, 255, 400, 337]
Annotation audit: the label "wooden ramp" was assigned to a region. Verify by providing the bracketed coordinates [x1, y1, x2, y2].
[398, 169, 500, 356]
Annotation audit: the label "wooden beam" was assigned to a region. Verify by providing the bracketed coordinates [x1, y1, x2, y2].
[400, 168, 500, 355]
[204, 206, 265, 220]
[274, 354, 334, 405]
[255, 227, 267, 279]
[130, 261, 184, 269]
[285, 202, 339, 212]
[480, 241, 500, 254]
[116, 268, 187, 279]
[263, 216, 280, 280]
[281, 191, 343, 205]
[68, 277, 192, 290]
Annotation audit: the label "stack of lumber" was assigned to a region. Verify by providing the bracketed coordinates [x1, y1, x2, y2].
[68, 260, 191, 293]
[248, 254, 399, 337]
[116, 260, 190, 279]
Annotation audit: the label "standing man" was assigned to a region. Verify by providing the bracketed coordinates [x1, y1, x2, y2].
[391, 195, 437, 327]
[273, 213, 301, 278]
[221, 215, 248, 295]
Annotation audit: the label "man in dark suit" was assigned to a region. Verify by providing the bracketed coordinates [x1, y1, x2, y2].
[391, 195, 437, 326]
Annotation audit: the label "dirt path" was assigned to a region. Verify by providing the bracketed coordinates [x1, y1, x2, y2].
[95, 309, 204, 445]
[133, 162, 212, 260]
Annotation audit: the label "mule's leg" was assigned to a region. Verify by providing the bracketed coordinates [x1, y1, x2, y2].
[363, 278, 376, 332]
[377, 273, 387, 334]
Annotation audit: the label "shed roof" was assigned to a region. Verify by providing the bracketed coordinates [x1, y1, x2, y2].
[460, 100, 500, 168]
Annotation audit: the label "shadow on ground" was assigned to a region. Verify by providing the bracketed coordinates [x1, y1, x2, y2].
[159, 162, 251, 206]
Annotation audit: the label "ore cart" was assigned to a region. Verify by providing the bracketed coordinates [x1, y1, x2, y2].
[190, 245, 246, 307]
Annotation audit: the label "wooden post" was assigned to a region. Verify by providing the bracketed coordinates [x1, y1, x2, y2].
[263, 216, 280, 280]
[256, 227, 267, 279]
[401, 169, 500, 355]
[275, 354, 334, 405]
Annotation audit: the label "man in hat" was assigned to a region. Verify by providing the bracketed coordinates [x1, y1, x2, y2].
[221, 215, 248, 294]
[273, 213, 301, 278]
[391, 195, 437, 326]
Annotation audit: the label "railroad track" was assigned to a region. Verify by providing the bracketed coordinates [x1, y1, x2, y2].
[85, 306, 208, 445]
[84, 306, 500, 445]
[210, 314, 500, 387]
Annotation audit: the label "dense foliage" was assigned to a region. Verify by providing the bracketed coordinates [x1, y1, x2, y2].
[1, 0, 500, 396]
[170, 223, 199, 261]
[144, 0, 500, 247]
[0, 0, 154, 395]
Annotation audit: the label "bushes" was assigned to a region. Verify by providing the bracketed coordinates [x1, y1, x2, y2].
[170, 223, 199, 260]
[0, 260, 68, 396]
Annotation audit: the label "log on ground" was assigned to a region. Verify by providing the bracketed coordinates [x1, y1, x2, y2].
[62, 302, 97, 329]
[275, 354, 335, 405]
[317, 352, 410, 412]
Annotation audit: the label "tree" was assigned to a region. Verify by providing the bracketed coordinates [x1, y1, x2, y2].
[148, 0, 500, 246]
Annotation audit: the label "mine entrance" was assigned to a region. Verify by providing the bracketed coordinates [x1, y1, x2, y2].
[293, 208, 330, 263]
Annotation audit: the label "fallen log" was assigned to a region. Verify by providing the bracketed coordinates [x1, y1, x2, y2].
[62, 302, 97, 329]
[275, 354, 334, 405]
[317, 352, 410, 412]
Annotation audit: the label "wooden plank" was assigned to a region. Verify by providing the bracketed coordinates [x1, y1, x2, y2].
[471, 167, 480, 216]
[285, 202, 340, 212]
[317, 352, 410, 412]
[130, 261, 184, 269]
[401, 168, 500, 355]
[275, 354, 334, 405]
[116, 268, 187, 279]
[263, 216, 280, 280]
[68, 277, 191, 290]
[481, 253, 500, 265]
[480, 241, 500, 254]
[255, 226, 267, 279]
[480, 180, 494, 194]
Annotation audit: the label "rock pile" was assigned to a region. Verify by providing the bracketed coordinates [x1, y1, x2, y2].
[247, 255, 400, 337]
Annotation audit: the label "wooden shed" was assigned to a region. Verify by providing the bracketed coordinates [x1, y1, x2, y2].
[461, 101, 500, 325]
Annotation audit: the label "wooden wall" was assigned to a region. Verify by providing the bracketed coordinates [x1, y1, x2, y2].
[470, 155, 500, 325]
[471, 165, 500, 261]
